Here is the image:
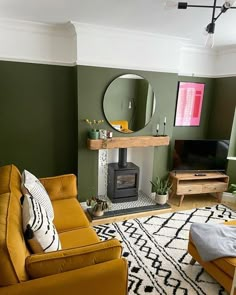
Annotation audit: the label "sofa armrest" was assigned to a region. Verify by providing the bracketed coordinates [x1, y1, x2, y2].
[39, 174, 77, 201]
[1, 259, 128, 295]
[26, 238, 122, 279]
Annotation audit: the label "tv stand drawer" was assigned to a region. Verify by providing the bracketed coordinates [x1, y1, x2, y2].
[202, 182, 228, 193]
[177, 184, 202, 195]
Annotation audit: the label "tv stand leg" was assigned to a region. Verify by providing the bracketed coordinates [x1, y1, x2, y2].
[179, 195, 185, 206]
[216, 192, 223, 203]
[169, 190, 175, 199]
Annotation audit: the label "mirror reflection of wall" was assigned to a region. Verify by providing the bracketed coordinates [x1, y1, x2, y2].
[103, 74, 156, 133]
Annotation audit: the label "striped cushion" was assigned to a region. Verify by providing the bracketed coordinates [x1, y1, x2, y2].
[21, 169, 54, 220]
[22, 194, 61, 253]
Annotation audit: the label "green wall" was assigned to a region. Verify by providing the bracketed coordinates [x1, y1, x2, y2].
[208, 77, 236, 139]
[208, 77, 236, 183]
[0, 61, 77, 177]
[0, 60, 235, 199]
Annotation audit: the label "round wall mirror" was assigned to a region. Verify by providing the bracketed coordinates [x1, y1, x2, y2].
[103, 74, 156, 133]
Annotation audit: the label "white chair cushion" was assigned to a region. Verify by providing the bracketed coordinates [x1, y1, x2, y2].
[21, 169, 54, 220]
[22, 194, 61, 253]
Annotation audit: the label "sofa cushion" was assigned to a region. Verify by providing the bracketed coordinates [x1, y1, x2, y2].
[59, 227, 100, 249]
[25, 239, 122, 279]
[22, 170, 54, 220]
[39, 174, 78, 201]
[52, 198, 90, 232]
[22, 194, 61, 253]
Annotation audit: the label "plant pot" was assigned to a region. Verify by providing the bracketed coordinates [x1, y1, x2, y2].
[88, 130, 99, 139]
[155, 193, 168, 205]
[92, 209, 104, 217]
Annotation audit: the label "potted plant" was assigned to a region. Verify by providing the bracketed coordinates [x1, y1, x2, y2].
[223, 183, 236, 203]
[86, 196, 109, 217]
[84, 119, 104, 139]
[150, 176, 172, 205]
[229, 183, 236, 195]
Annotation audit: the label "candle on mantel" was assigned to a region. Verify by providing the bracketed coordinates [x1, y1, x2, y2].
[156, 123, 159, 132]
[164, 117, 167, 124]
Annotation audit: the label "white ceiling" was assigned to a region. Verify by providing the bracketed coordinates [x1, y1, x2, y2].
[0, 0, 235, 48]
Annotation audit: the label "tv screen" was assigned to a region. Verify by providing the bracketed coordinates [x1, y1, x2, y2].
[173, 140, 229, 172]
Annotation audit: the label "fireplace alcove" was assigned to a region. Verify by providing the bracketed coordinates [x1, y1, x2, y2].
[88, 136, 169, 195]
[87, 136, 170, 222]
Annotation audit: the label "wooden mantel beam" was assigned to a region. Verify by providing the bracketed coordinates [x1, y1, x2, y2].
[87, 136, 170, 150]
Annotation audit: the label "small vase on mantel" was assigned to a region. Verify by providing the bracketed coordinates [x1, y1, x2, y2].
[88, 129, 99, 139]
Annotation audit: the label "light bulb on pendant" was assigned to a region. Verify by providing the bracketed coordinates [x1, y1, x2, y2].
[205, 22, 215, 48]
[164, 0, 178, 9]
[205, 33, 214, 48]
[224, 0, 236, 8]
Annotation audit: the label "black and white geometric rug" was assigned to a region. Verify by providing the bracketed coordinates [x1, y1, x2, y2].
[94, 204, 236, 295]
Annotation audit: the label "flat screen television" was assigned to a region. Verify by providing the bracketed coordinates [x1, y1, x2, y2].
[172, 139, 229, 172]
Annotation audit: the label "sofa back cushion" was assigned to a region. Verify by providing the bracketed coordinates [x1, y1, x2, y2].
[0, 164, 30, 286]
[21, 169, 54, 220]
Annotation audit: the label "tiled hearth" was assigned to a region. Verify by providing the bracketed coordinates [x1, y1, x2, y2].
[82, 191, 171, 223]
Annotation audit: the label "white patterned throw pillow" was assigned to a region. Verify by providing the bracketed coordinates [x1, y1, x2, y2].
[22, 194, 61, 253]
[21, 169, 54, 220]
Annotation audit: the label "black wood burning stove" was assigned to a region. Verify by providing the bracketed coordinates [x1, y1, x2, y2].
[107, 148, 139, 203]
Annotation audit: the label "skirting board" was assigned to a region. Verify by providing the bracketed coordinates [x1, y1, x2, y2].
[222, 192, 236, 203]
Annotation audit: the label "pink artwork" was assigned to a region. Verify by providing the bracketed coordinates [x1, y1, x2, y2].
[174, 82, 205, 126]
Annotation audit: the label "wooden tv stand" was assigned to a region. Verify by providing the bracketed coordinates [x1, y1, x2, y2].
[169, 171, 229, 206]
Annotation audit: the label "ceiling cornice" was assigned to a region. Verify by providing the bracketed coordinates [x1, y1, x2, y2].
[71, 21, 190, 44]
[0, 18, 76, 37]
[0, 19, 235, 77]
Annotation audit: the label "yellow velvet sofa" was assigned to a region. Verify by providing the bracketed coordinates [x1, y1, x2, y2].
[188, 219, 236, 294]
[0, 164, 128, 295]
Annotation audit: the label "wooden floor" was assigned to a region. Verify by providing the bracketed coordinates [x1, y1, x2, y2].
[90, 194, 236, 225]
[169, 193, 236, 211]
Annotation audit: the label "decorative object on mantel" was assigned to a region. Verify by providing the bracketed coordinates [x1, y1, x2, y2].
[84, 119, 104, 139]
[87, 135, 170, 150]
[154, 117, 168, 137]
[163, 116, 167, 136]
[155, 123, 160, 136]
[165, 0, 236, 48]
[150, 175, 172, 205]
[86, 196, 110, 217]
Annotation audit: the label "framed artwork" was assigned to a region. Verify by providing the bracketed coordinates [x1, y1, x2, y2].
[174, 82, 205, 126]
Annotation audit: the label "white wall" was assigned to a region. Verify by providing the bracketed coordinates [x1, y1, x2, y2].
[0, 19, 236, 76]
[73, 22, 184, 73]
[215, 47, 236, 77]
[0, 19, 76, 65]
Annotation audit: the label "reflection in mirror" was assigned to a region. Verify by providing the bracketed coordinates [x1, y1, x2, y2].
[103, 74, 156, 133]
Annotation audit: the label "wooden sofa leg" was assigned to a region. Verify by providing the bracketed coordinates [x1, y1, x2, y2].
[230, 267, 236, 295]
[190, 258, 196, 265]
